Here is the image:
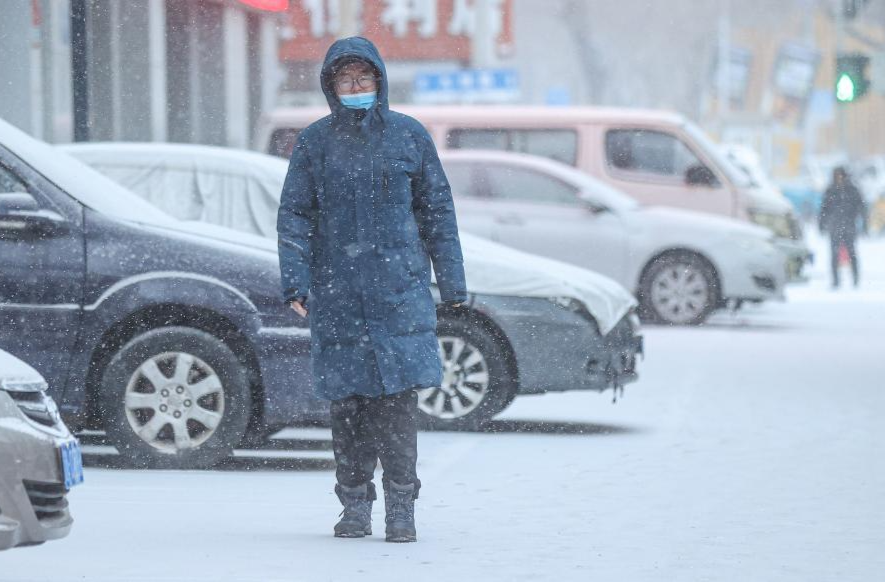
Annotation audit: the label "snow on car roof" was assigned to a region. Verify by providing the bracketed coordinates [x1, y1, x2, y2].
[61, 142, 289, 178]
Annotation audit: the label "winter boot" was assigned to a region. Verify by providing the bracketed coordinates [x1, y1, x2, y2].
[334, 483, 374, 538]
[384, 481, 417, 543]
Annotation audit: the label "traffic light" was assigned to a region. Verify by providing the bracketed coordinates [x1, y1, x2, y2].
[842, 0, 868, 19]
[835, 53, 870, 103]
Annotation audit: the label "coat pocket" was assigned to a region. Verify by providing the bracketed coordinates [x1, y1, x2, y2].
[376, 244, 426, 296]
[380, 156, 418, 205]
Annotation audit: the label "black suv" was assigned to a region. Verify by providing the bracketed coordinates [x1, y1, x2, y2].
[0, 120, 317, 469]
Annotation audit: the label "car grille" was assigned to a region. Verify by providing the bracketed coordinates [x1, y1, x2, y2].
[5, 389, 61, 428]
[587, 315, 642, 380]
[23, 481, 69, 522]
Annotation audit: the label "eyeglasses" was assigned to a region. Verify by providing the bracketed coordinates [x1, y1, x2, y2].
[335, 75, 377, 92]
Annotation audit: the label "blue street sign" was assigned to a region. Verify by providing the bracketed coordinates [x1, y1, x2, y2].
[413, 69, 520, 104]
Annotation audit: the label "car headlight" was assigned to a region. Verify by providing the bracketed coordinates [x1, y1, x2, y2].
[1, 376, 48, 393]
[550, 296, 597, 323]
[748, 210, 793, 239]
[730, 234, 778, 257]
[628, 310, 641, 332]
[1, 377, 62, 428]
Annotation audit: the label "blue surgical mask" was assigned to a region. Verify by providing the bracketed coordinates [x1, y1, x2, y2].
[340, 91, 377, 110]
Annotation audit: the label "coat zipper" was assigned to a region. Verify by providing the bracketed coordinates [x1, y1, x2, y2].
[367, 131, 386, 396]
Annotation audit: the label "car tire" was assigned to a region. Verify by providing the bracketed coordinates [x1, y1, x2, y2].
[639, 252, 718, 326]
[99, 326, 251, 469]
[417, 316, 517, 431]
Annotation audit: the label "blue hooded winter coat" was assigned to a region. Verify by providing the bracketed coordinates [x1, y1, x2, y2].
[277, 37, 468, 401]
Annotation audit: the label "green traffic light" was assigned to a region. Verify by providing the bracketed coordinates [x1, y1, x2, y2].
[837, 72, 856, 102]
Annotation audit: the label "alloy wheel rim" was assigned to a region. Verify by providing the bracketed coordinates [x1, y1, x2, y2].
[418, 336, 490, 420]
[123, 351, 225, 454]
[650, 263, 710, 324]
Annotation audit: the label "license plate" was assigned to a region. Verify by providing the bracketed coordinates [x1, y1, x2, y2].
[59, 439, 84, 490]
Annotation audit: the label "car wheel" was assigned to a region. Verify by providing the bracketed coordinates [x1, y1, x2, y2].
[639, 253, 718, 326]
[417, 317, 516, 431]
[100, 326, 251, 469]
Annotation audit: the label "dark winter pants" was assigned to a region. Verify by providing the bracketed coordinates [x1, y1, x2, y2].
[829, 236, 859, 286]
[330, 389, 421, 498]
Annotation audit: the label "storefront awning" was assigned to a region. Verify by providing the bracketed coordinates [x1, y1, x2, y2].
[237, 0, 289, 11]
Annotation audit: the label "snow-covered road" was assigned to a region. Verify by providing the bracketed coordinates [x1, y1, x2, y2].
[4, 232, 884, 581]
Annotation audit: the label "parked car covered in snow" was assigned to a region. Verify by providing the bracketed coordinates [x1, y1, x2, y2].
[62, 143, 283, 239]
[62, 141, 643, 430]
[439, 150, 787, 325]
[1, 349, 82, 551]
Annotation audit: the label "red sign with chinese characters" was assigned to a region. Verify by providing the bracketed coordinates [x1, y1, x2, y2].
[280, 0, 513, 62]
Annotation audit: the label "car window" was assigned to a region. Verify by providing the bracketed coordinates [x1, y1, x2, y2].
[484, 164, 580, 205]
[606, 129, 704, 178]
[447, 129, 578, 166]
[513, 130, 578, 165]
[447, 129, 508, 151]
[0, 164, 28, 194]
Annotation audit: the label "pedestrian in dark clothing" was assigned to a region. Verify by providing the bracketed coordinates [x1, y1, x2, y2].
[819, 167, 867, 288]
[276, 37, 467, 543]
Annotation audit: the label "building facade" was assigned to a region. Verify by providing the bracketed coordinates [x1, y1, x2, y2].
[0, 0, 284, 147]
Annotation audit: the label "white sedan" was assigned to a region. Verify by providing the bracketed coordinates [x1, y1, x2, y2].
[439, 150, 787, 325]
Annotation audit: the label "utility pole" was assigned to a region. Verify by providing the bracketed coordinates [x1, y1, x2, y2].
[835, 0, 847, 153]
[716, 0, 731, 125]
[471, 0, 495, 69]
[339, 0, 358, 38]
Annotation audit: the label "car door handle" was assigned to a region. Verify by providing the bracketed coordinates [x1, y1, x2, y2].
[494, 214, 524, 225]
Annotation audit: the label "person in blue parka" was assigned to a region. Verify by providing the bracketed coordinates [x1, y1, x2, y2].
[276, 37, 467, 543]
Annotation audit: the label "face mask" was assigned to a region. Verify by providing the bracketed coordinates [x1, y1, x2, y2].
[339, 91, 377, 110]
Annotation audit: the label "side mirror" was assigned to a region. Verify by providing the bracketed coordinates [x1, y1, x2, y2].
[685, 165, 719, 187]
[578, 192, 611, 214]
[0, 192, 66, 236]
[0, 192, 40, 214]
